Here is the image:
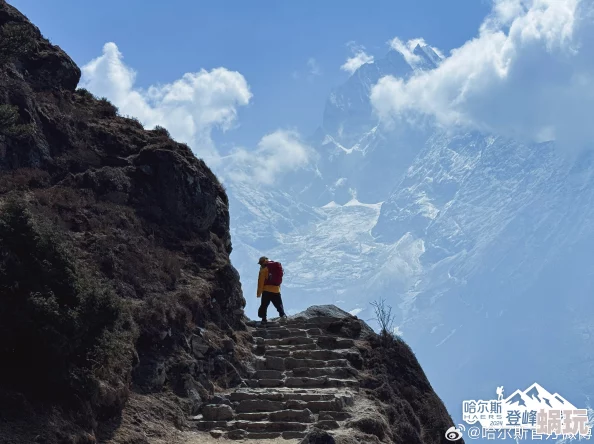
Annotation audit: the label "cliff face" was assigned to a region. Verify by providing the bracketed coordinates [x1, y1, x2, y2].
[0, 2, 460, 444]
[0, 1, 248, 442]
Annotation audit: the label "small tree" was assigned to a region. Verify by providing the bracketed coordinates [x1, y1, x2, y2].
[370, 297, 397, 345]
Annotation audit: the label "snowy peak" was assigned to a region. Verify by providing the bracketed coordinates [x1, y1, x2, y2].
[412, 44, 442, 68]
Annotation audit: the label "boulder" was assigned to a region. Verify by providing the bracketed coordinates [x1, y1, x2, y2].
[299, 428, 336, 444]
[202, 404, 234, 421]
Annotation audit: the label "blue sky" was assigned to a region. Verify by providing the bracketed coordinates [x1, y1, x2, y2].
[11, 0, 491, 149]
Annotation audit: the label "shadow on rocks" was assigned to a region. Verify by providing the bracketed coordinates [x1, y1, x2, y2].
[300, 428, 336, 444]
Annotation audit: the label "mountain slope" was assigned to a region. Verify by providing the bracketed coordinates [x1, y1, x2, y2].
[0, 2, 249, 442]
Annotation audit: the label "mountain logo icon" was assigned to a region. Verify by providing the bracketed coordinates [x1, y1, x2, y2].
[503, 383, 577, 411]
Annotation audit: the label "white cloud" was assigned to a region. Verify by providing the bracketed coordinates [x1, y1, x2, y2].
[80, 42, 252, 162]
[341, 43, 374, 74]
[371, 0, 594, 150]
[225, 130, 314, 185]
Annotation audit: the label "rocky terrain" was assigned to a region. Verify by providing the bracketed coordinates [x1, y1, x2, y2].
[0, 2, 459, 443]
[187, 306, 458, 444]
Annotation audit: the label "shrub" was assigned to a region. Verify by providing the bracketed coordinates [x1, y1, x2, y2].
[0, 22, 36, 63]
[76, 88, 95, 101]
[0, 168, 50, 194]
[0, 198, 135, 405]
[0, 104, 34, 139]
[124, 115, 144, 129]
[97, 98, 118, 118]
[0, 104, 18, 128]
[153, 125, 170, 138]
[370, 297, 397, 345]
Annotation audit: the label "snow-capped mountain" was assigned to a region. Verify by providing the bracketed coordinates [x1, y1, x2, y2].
[227, 42, 594, 436]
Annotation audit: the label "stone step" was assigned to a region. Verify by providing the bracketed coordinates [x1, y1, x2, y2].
[264, 337, 316, 346]
[258, 339, 352, 351]
[197, 420, 310, 434]
[266, 342, 319, 351]
[262, 349, 291, 358]
[229, 390, 351, 403]
[253, 328, 345, 341]
[255, 356, 350, 371]
[269, 409, 315, 423]
[289, 366, 358, 379]
[235, 399, 285, 413]
[234, 409, 315, 423]
[315, 420, 341, 431]
[253, 328, 308, 338]
[249, 377, 358, 389]
[284, 357, 351, 370]
[284, 397, 355, 413]
[225, 430, 308, 440]
[231, 420, 309, 432]
[254, 370, 284, 379]
[285, 316, 336, 326]
[291, 350, 364, 369]
[257, 379, 285, 388]
[253, 356, 284, 371]
[234, 412, 270, 421]
[284, 377, 359, 389]
[254, 321, 332, 332]
[291, 349, 351, 360]
[255, 343, 352, 358]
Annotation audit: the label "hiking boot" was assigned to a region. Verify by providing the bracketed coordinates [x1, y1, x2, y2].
[279, 315, 287, 324]
[260, 319, 268, 327]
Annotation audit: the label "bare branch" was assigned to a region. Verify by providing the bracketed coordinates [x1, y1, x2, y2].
[370, 297, 397, 344]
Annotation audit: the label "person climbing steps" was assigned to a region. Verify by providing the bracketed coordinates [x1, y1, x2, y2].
[257, 256, 287, 326]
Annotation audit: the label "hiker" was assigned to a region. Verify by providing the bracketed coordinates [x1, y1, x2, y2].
[257, 256, 287, 325]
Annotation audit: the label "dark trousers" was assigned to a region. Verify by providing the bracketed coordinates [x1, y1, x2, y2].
[258, 291, 285, 320]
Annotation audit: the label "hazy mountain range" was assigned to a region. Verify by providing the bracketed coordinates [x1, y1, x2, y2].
[226, 43, 594, 439]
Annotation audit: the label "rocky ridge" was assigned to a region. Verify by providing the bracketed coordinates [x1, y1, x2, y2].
[0, 1, 248, 442]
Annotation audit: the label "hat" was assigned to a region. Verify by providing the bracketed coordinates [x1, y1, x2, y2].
[258, 256, 268, 265]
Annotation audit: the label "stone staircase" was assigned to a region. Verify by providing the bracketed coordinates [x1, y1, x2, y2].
[191, 316, 362, 440]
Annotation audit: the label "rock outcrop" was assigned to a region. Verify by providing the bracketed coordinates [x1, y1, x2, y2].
[0, 2, 460, 443]
[0, 1, 247, 442]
